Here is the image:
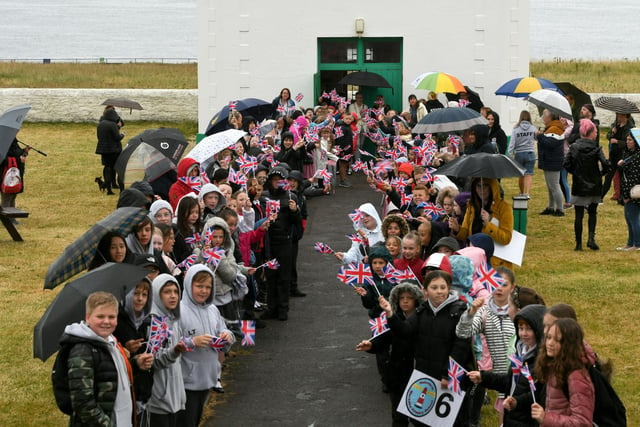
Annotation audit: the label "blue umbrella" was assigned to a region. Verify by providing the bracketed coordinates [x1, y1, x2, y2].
[43, 207, 148, 289]
[495, 77, 560, 98]
[205, 98, 275, 136]
[412, 107, 488, 134]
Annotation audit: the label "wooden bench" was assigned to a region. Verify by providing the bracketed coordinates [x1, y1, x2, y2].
[0, 207, 29, 242]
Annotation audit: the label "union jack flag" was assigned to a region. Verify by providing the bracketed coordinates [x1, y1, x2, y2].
[351, 160, 366, 172]
[337, 264, 349, 284]
[178, 176, 202, 193]
[393, 268, 419, 283]
[342, 153, 353, 162]
[421, 167, 436, 183]
[228, 100, 237, 109]
[458, 99, 470, 108]
[321, 91, 330, 99]
[200, 168, 211, 184]
[520, 363, 536, 393]
[369, 312, 389, 338]
[448, 357, 467, 394]
[509, 354, 523, 382]
[184, 233, 201, 245]
[266, 199, 280, 217]
[333, 126, 343, 138]
[210, 336, 228, 351]
[417, 202, 445, 219]
[314, 169, 332, 184]
[390, 177, 408, 193]
[475, 261, 505, 293]
[295, 92, 304, 103]
[348, 209, 362, 225]
[228, 168, 248, 187]
[236, 155, 258, 175]
[249, 126, 260, 137]
[240, 320, 256, 346]
[257, 258, 280, 270]
[177, 254, 198, 271]
[447, 135, 462, 149]
[372, 160, 393, 177]
[381, 263, 397, 282]
[400, 193, 413, 208]
[276, 105, 285, 113]
[346, 233, 365, 245]
[202, 247, 225, 268]
[182, 336, 195, 352]
[330, 89, 337, 101]
[147, 315, 172, 355]
[314, 242, 334, 254]
[344, 263, 375, 286]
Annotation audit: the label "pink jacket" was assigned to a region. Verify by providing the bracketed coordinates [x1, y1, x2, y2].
[455, 247, 490, 301]
[542, 368, 595, 427]
[238, 228, 265, 265]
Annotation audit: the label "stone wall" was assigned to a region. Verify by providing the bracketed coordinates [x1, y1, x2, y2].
[0, 88, 198, 122]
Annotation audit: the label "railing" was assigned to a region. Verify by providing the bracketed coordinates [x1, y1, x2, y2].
[0, 57, 197, 64]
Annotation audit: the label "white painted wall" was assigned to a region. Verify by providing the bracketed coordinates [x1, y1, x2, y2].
[197, 0, 530, 132]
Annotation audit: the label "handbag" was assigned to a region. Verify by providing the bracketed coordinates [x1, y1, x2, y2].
[630, 185, 640, 199]
[1, 157, 22, 194]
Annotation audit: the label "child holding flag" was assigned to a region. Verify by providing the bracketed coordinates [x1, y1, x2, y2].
[466, 304, 546, 427]
[353, 245, 395, 320]
[147, 274, 188, 426]
[179, 264, 235, 427]
[356, 281, 424, 427]
[380, 270, 474, 426]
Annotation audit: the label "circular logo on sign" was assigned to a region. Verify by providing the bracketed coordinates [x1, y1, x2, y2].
[160, 142, 169, 150]
[405, 377, 437, 418]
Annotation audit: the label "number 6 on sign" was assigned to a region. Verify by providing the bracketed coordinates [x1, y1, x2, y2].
[397, 370, 466, 426]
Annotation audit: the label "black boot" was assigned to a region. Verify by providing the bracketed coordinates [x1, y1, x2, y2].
[587, 233, 599, 250]
[574, 210, 583, 251]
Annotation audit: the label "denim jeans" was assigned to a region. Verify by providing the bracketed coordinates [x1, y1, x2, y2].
[624, 201, 640, 247]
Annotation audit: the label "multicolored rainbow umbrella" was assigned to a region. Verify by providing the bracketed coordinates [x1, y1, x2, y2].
[495, 77, 560, 98]
[411, 72, 466, 94]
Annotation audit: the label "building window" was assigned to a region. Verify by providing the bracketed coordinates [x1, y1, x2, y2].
[320, 40, 357, 63]
[363, 40, 401, 63]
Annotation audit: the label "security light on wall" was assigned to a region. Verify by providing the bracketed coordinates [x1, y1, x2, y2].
[355, 18, 365, 36]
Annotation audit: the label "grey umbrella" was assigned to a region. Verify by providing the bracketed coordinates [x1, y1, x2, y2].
[434, 152, 525, 179]
[594, 96, 640, 114]
[412, 107, 488, 134]
[34, 263, 149, 361]
[101, 97, 144, 112]
[0, 105, 31, 163]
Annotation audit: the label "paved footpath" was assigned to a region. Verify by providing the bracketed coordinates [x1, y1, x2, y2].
[206, 174, 390, 426]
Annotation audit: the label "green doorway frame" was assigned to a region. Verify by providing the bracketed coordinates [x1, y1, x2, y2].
[315, 37, 403, 111]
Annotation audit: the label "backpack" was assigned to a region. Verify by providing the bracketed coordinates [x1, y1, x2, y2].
[1, 157, 22, 194]
[51, 343, 99, 415]
[563, 364, 627, 427]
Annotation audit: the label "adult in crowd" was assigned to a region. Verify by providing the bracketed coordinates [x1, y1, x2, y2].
[602, 112, 634, 203]
[425, 91, 444, 112]
[272, 88, 296, 117]
[348, 91, 368, 160]
[508, 110, 536, 197]
[564, 119, 610, 251]
[487, 111, 508, 155]
[96, 106, 125, 195]
[617, 133, 640, 250]
[536, 109, 566, 216]
[0, 137, 30, 215]
[463, 124, 496, 155]
[407, 94, 427, 127]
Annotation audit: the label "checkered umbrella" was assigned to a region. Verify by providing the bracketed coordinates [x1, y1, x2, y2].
[43, 207, 148, 289]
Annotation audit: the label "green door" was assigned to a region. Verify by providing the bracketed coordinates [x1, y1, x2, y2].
[317, 38, 403, 111]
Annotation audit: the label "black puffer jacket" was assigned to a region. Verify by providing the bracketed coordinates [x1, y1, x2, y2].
[96, 109, 124, 155]
[465, 124, 496, 155]
[564, 138, 610, 197]
[388, 294, 473, 382]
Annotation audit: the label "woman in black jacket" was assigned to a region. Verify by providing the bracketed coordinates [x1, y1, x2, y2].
[564, 119, 610, 250]
[487, 111, 508, 155]
[96, 107, 125, 194]
[617, 132, 640, 250]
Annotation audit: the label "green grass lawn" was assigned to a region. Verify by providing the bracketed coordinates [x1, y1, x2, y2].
[0, 122, 638, 425]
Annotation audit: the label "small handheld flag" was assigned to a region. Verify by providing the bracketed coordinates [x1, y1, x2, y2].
[257, 258, 280, 270]
[475, 262, 505, 293]
[295, 92, 304, 103]
[520, 362, 537, 403]
[448, 357, 467, 394]
[314, 242, 334, 254]
[369, 312, 389, 338]
[210, 336, 228, 351]
[240, 320, 256, 346]
[202, 247, 226, 268]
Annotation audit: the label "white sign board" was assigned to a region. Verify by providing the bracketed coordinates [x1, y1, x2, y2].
[493, 230, 527, 266]
[397, 369, 465, 426]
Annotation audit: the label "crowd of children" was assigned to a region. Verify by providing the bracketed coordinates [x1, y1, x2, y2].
[57, 88, 625, 426]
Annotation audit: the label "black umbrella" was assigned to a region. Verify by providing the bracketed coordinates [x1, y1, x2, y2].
[445, 86, 484, 112]
[412, 107, 488, 134]
[115, 128, 188, 186]
[34, 263, 149, 361]
[594, 96, 640, 114]
[101, 97, 144, 112]
[434, 153, 525, 179]
[554, 82, 592, 119]
[0, 104, 31, 163]
[205, 98, 275, 136]
[337, 71, 392, 89]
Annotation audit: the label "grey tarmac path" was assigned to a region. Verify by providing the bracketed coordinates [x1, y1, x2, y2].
[205, 173, 390, 426]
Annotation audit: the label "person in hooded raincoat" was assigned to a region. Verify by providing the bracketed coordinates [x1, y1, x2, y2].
[169, 158, 202, 211]
[335, 202, 384, 265]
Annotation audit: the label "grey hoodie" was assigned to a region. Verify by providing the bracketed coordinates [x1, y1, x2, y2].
[147, 274, 186, 414]
[508, 120, 536, 156]
[199, 216, 239, 306]
[179, 264, 235, 391]
[123, 277, 153, 330]
[62, 322, 132, 426]
[199, 183, 227, 221]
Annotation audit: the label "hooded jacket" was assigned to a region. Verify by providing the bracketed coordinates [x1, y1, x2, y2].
[147, 274, 185, 415]
[564, 137, 610, 197]
[61, 322, 133, 427]
[149, 200, 173, 224]
[169, 158, 201, 211]
[481, 304, 547, 427]
[488, 112, 509, 155]
[388, 293, 473, 381]
[96, 109, 124, 155]
[179, 264, 235, 391]
[359, 245, 395, 318]
[465, 124, 496, 155]
[113, 279, 154, 403]
[454, 178, 513, 249]
[199, 216, 239, 306]
[342, 203, 384, 265]
[116, 188, 149, 209]
[199, 183, 227, 222]
[537, 120, 566, 171]
[509, 121, 536, 156]
[262, 169, 302, 245]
